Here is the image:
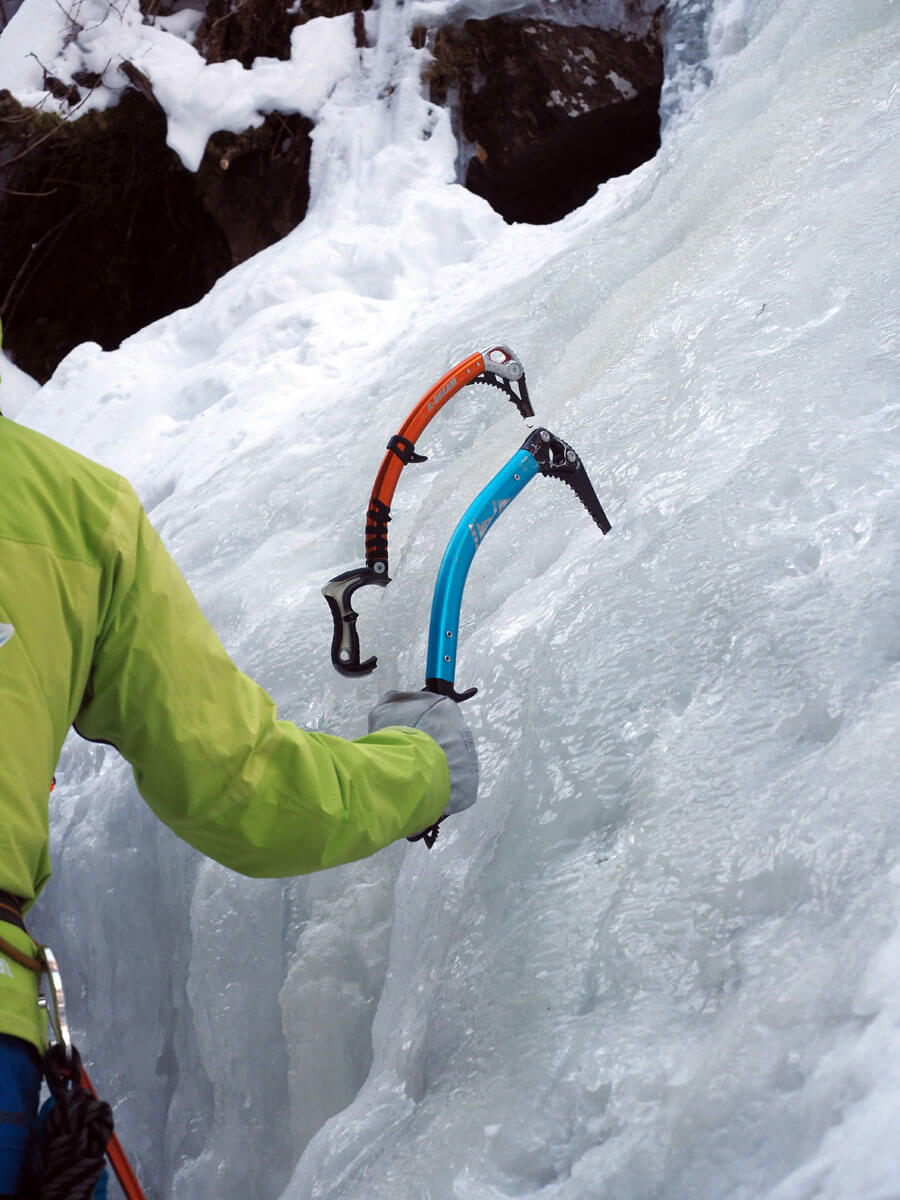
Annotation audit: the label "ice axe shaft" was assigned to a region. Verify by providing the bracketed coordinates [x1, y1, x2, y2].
[424, 427, 610, 701]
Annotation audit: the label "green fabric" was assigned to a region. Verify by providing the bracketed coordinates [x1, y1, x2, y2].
[0, 921, 44, 1050]
[0, 415, 449, 1050]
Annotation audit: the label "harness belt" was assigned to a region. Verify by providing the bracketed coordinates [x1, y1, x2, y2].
[0, 889, 146, 1194]
[0, 889, 25, 931]
[0, 891, 44, 973]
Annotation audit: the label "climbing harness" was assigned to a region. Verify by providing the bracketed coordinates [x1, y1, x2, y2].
[0, 901, 147, 1200]
[323, 345, 533, 675]
[35, 1044, 112, 1199]
[0, 889, 28, 933]
[38, 947, 147, 1199]
[0, 893, 43, 973]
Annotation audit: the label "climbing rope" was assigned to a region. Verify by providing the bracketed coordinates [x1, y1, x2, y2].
[33, 1044, 113, 1200]
[0, 908, 146, 1200]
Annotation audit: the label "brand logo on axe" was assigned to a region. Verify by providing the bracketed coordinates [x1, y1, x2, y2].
[468, 497, 512, 546]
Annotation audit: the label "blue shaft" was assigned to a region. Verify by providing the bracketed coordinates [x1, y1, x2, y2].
[426, 447, 541, 687]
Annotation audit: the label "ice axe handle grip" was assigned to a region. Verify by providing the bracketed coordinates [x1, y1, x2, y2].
[322, 566, 389, 676]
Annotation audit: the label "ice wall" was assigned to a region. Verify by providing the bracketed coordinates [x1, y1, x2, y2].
[10, 0, 899, 1197]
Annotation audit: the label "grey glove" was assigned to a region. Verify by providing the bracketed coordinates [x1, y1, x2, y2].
[368, 691, 479, 828]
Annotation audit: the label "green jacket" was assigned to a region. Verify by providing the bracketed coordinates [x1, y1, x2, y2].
[0, 415, 448, 1051]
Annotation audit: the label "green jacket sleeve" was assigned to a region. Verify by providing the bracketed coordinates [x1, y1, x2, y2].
[75, 479, 449, 875]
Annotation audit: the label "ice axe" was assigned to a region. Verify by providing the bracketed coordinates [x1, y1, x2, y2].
[409, 427, 611, 847]
[422, 426, 610, 702]
[322, 345, 533, 676]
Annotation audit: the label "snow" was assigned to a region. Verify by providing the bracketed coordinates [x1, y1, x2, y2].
[0, 351, 40, 418]
[0, 0, 359, 170]
[2, 0, 899, 1197]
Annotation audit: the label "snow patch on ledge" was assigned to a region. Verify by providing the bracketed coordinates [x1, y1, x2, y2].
[145, 17, 358, 172]
[0, 0, 357, 171]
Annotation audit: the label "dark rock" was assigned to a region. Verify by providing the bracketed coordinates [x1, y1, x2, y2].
[118, 60, 161, 107]
[71, 70, 105, 91]
[426, 17, 663, 223]
[0, 91, 312, 382]
[43, 73, 80, 106]
[194, 0, 371, 66]
[197, 114, 313, 267]
[195, 0, 299, 66]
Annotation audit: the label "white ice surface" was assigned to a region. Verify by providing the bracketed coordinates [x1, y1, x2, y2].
[3, 0, 899, 1197]
[0, 352, 40, 418]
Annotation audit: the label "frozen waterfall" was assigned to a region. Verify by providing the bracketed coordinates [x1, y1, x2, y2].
[3, 0, 898, 1196]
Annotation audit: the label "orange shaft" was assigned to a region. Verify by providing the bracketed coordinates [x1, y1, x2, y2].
[369, 351, 486, 513]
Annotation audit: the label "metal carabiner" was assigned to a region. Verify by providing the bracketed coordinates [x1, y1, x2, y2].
[38, 945, 73, 1066]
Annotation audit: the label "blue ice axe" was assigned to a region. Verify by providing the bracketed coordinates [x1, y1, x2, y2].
[423, 426, 612, 703]
[408, 427, 611, 847]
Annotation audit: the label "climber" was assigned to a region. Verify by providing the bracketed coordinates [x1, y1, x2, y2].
[0, 321, 478, 1197]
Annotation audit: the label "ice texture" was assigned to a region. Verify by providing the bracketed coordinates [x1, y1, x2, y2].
[4, 0, 899, 1196]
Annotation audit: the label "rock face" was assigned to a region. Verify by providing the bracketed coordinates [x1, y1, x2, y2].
[200, 115, 314, 266]
[0, 3, 663, 379]
[426, 17, 663, 224]
[189, 0, 369, 63]
[0, 90, 312, 382]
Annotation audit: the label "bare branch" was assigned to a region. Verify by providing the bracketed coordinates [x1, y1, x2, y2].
[0, 185, 60, 197]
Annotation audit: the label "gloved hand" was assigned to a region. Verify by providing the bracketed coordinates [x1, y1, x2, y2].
[368, 691, 479, 833]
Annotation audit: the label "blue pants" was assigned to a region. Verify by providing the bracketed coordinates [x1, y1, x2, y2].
[0, 1034, 41, 1197]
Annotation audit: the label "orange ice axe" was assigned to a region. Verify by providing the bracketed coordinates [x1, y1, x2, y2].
[323, 345, 533, 675]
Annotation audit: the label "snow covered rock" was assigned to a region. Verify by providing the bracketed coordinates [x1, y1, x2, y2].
[0, 0, 666, 377]
[425, 15, 663, 222]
